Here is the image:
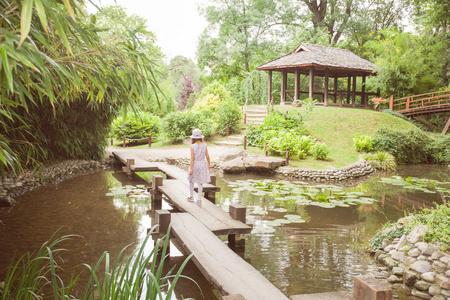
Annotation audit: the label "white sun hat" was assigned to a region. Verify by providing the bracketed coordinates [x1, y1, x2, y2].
[190, 128, 204, 138]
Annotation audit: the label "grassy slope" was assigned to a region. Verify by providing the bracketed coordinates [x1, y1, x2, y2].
[245, 106, 421, 169]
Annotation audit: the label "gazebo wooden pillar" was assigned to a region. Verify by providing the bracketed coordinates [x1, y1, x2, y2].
[267, 71, 272, 105]
[309, 66, 314, 99]
[294, 68, 300, 101]
[324, 68, 329, 106]
[281, 70, 287, 104]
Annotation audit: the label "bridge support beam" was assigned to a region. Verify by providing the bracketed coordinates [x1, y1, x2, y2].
[442, 116, 450, 134]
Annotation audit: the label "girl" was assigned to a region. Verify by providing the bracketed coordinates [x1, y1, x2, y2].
[187, 129, 211, 206]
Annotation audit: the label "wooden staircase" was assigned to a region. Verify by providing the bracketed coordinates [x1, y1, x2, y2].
[243, 105, 268, 127]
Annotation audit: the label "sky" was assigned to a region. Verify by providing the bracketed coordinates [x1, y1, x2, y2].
[87, 0, 210, 62]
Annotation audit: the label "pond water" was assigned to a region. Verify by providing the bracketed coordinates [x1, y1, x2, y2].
[0, 164, 448, 299]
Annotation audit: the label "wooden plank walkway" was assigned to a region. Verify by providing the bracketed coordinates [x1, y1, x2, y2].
[112, 151, 220, 192]
[171, 213, 288, 300]
[290, 292, 354, 300]
[159, 180, 251, 235]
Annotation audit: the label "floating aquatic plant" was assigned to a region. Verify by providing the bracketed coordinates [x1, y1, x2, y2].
[379, 176, 450, 195]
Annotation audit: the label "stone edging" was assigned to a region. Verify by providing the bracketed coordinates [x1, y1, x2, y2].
[0, 158, 115, 206]
[372, 221, 450, 300]
[274, 159, 376, 181]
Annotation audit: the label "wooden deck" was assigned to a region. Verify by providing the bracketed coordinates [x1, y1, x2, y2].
[159, 179, 251, 235]
[171, 213, 288, 300]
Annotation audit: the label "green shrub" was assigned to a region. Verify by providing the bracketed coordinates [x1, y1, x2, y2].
[382, 109, 427, 131]
[293, 135, 316, 157]
[426, 133, 450, 164]
[112, 113, 161, 143]
[215, 99, 242, 135]
[372, 128, 432, 164]
[192, 94, 221, 112]
[310, 142, 329, 160]
[192, 81, 231, 112]
[263, 110, 307, 132]
[161, 110, 214, 143]
[363, 151, 397, 171]
[353, 134, 373, 152]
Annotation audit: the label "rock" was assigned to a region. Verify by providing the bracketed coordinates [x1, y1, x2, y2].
[408, 225, 429, 244]
[415, 280, 432, 291]
[430, 295, 445, 300]
[384, 244, 397, 252]
[418, 244, 438, 256]
[436, 274, 450, 290]
[409, 248, 422, 257]
[422, 272, 437, 283]
[219, 149, 247, 161]
[411, 261, 433, 273]
[429, 284, 441, 296]
[381, 238, 391, 249]
[432, 261, 448, 274]
[395, 234, 407, 250]
[432, 251, 447, 260]
[404, 270, 418, 287]
[382, 256, 398, 268]
[441, 288, 450, 297]
[412, 288, 432, 299]
[398, 216, 414, 225]
[243, 156, 285, 171]
[440, 255, 450, 265]
[388, 275, 403, 283]
[221, 158, 245, 174]
[446, 270, 450, 277]
[392, 267, 405, 276]
[392, 251, 406, 262]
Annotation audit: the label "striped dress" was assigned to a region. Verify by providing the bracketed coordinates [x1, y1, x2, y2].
[188, 143, 211, 184]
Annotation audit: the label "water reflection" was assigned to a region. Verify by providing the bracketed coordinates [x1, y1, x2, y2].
[0, 164, 448, 299]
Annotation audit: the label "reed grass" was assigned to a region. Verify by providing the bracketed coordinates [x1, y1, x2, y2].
[1, 227, 194, 300]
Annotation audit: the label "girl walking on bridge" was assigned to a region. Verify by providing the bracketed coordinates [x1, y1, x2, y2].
[187, 129, 211, 206]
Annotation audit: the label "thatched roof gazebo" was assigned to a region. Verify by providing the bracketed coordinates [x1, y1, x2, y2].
[257, 43, 379, 108]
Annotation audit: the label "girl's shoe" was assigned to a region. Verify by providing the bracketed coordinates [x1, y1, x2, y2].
[187, 196, 194, 202]
[196, 200, 202, 206]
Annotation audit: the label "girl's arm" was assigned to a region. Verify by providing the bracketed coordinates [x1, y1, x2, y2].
[205, 147, 210, 170]
[189, 146, 194, 175]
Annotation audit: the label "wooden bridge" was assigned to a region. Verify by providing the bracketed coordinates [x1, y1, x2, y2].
[389, 90, 450, 133]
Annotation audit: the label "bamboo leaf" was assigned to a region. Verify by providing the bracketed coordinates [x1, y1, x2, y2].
[19, 0, 34, 45]
[0, 47, 13, 92]
[34, 0, 48, 32]
[62, 0, 75, 20]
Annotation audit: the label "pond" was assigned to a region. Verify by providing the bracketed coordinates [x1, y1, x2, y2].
[0, 164, 448, 299]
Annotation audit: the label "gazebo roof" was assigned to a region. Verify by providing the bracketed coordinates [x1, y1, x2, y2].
[257, 43, 376, 77]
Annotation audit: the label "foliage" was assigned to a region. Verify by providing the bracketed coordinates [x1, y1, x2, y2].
[162, 110, 214, 143]
[372, 128, 433, 164]
[0, 229, 192, 299]
[370, 203, 450, 251]
[0, 0, 161, 174]
[192, 94, 222, 112]
[168, 56, 202, 110]
[310, 143, 329, 160]
[353, 134, 373, 152]
[215, 100, 243, 135]
[426, 134, 450, 164]
[362, 151, 397, 171]
[112, 113, 162, 143]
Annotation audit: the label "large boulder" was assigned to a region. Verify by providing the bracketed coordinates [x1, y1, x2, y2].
[407, 225, 429, 244]
[219, 148, 247, 162]
[221, 157, 246, 173]
[243, 156, 285, 172]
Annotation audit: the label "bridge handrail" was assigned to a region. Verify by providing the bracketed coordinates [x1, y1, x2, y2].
[390, 90, 450, 113]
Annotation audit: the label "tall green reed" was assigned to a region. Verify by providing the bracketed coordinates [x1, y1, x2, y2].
[1, 226, 194, 300]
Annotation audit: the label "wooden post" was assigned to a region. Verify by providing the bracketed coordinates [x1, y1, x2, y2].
[338, 91, 343, 107]
[267, 70, 272, 105]
[294, 68, 300, 101]
[123, 136, 126, 147]
[241, 103, 244, 112]
[205, 175, 217, 203]
[285, 147, 290, 166]
[334, 76, 338, 103]
[155, 210, 171, 234]
[324, 68, 329, 106]
[281, 70, 287, 104]
[353, 275, 393, 300]
[347, 76, 351, 104]
[226, 124, 229, 136]
[122, 158, 135, 175]
[362, 75, 367, 108]
[406, 97, 410, 110]
[244, 136, 247, 150]
[228, 204, 247, 247]
[245, 97, 249, 106]
[352, 76, 357, 107]
[271, 97, 274, 106]
[148, 134, 152, 147]
[389, 95, 394, 110]
[309, 66, 314, 99]
[264, 141, 268, 156]
[442, 116, 450, 134]
[244, 113, 246, 124]
[111, 136, 113, 146]
[151, 175, 164, 208]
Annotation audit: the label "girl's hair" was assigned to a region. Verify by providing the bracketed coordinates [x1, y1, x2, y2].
[191, 138, 203, 144]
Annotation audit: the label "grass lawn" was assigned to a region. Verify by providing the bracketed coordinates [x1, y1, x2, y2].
[241, 105, 421, 169]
